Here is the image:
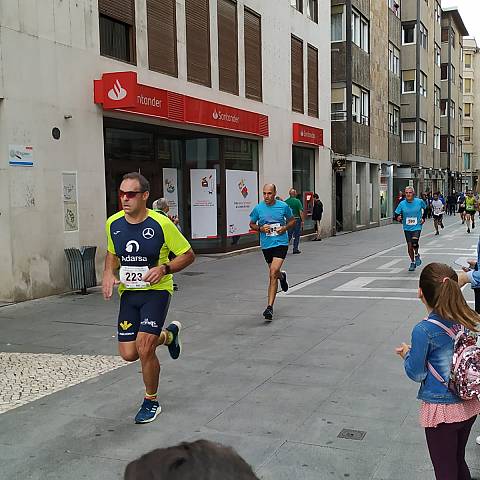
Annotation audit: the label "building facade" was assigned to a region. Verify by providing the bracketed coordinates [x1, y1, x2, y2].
[462, 37, 479, 190]
[330, 0, 399, 233]
[0, 0, 331, 301]
[440, 7, 468, 193]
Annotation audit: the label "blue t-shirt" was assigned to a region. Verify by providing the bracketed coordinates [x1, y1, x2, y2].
[250, 200, 293, 249]
[395, 198, 426, 231]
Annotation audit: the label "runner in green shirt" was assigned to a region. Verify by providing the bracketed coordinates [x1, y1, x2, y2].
[465, 190, 478, 234]
[285, 188, 304, 254]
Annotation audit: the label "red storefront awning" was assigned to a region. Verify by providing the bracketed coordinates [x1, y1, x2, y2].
[292, 123, 324, 146]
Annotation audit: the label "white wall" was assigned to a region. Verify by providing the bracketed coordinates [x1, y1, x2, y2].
[0, 0, 331, 301]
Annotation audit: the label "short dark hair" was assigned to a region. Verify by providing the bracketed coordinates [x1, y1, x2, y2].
[122, 172, 150, 192]
[313, 193, 319, 199]
[124, 440, 259, 480]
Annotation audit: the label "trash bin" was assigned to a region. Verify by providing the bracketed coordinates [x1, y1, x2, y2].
[64, 246, 97, 294]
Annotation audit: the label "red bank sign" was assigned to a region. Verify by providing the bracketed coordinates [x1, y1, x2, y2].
[94, 72, 269, 137]
[292, 123, 324, 146]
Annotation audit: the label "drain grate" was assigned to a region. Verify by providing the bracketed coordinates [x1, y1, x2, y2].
[180, 272, 205, 276]
[337, 429, 367, 441]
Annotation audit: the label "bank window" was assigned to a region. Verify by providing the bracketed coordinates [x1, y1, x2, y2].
[435, 44, 441, 67]
[290, 0, 303, 13]
[389, 43, 400, 76]
[388, 103, 399, 135]
[99, 15, 134, 63]
[464, 127, 472, 142]
[402, 24, 415, 45]
[465, 53, 472, 69]
[419, 120, 427, 145]
[464, 78, 472, 93]
[401, 123, 415, 143]
[434, 127, 440, 149]
[352, 9, 369, 53]
[331, 6, 344, 42]
[465, 103, 472, 117]
[388, 0, 400, 17]
[419, 23, 428, 50]
[450, 100, 455, 118]
[440, 99, 447, 116]
[331, 87, 346, 121]
[419, 71, 427, 97]
[402, 70, 415, 93]
[306, 0, 318, 23]
[434, 85, 440, 107]
[352, 85, 369, 124]
[292, 146, 315, 232]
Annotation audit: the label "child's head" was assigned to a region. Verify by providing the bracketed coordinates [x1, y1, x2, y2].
[419, 262, 479, 331]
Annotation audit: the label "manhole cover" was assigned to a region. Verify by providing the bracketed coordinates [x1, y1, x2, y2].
[337, 429, 366, 441]
[180, 272, 204, 276]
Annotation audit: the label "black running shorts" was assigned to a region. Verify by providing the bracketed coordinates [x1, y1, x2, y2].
[404, 230, 421, 244]
[117, 290, 171, 342]
[262, 245, 288, 264]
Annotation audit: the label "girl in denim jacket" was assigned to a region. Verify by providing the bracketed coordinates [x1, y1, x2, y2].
[396, 262, 480, 480]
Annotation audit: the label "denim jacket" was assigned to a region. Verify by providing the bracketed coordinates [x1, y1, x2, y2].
[468, 237, 480, 288]
[403, 312, 461, 404]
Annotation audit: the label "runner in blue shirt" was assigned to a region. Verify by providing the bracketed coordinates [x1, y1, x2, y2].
[394, 186, 427, 271]
[250, 184, 296, 321]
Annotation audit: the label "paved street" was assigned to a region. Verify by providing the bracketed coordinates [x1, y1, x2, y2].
[2, 216, 480, 479]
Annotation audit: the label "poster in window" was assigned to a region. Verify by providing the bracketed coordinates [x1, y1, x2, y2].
[226, 170, 258, 237]
[190, 169, 217, 239]
[162, 168, 178, 218]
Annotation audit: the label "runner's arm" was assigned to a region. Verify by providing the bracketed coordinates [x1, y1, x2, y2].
[102, 252, 120, 300]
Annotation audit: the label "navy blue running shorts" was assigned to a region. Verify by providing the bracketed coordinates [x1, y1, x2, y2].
[404, 230, 421, 244]
[262, 245, 288, 264]
[117, 290, 171, 342]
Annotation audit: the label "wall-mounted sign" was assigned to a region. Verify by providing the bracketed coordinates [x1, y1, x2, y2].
[190, 169, 217, 239]
[9, 145, 33, 167]
[226, 170, 258, 237]
[292, 123, 324, 146]
[94, 72, 269, 137]
[62, 172, 78, 232]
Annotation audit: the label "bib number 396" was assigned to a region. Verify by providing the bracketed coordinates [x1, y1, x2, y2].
[406, 217, 418, 226]
[120, 266, 150, 289]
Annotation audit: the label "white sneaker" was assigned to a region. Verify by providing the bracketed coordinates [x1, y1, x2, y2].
[476, 435, 480, 445]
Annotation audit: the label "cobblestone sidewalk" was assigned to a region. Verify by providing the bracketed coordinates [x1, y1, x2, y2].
[0, 353, 127, 414]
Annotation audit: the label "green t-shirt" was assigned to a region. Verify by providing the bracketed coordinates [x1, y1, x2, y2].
[466, 196, 476, 211]
[285, 197, 303, 218]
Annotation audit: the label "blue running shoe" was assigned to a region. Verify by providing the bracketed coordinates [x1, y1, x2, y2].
[134, 398, 161, 424]
[415, 255, 422, 267]
[166, 321, 182, 360]
[408, 262, 416, 272]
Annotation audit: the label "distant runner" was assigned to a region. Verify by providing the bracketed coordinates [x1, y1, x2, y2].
[102, 172, 195, 424]
[394, 186, 426, 271]
[250, 184, 295, 321]
[431, 192, 445, 236]
[465, 190, 478, 234]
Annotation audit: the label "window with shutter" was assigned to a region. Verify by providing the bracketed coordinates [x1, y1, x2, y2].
[186, 0, 211, 87]
[147, 0, 177, 77]
[291, 36, 304, 113]
[307, 44, 318, 117]
[244, 8, 262, 101]
[98, 0, 135, 63]
[218, 0, 238, 95]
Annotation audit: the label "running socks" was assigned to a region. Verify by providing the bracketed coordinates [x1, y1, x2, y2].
[145, 391, 157, 401]
[164, 331, 174, 345]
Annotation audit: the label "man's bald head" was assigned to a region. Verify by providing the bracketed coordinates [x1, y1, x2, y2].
[262, 184, 277, 205]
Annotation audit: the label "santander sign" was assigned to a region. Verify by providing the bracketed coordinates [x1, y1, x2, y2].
[107, 79, 127, 101]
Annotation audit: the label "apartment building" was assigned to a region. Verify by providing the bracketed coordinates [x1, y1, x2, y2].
[440, 7, 468, 192]
[397, 0, 443, 194]
[0, 0, 331, 301]
[462, 37, 479, 190]
[330, 0, 400, 232]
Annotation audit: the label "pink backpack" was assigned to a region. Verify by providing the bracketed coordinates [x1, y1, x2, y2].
[426, 319, 480, 401]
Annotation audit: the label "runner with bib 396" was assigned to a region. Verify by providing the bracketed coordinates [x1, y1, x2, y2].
[102, 172, 195, 424]
[394, 186, 426, 272]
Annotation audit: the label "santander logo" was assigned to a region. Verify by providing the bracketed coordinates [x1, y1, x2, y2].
[212, 109, 240, 124]
[108, 79, 127, 101]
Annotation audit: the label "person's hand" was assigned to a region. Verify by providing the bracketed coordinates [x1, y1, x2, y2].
[458, 271, 470, 288]
[397, 215, 402, 222]
[260, 225, 271, 234]
[467, 259, 477, 268]
[102, 272, 119, 300]
[395, 343, 410, 359]
[463, 267, 471, 273]
[421, 218, 425, 225]
[143, 266, 166, 285]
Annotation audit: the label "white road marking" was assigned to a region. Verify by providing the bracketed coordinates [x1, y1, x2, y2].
[376, 258, 403, 273]
[334, 277, 418, 293]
